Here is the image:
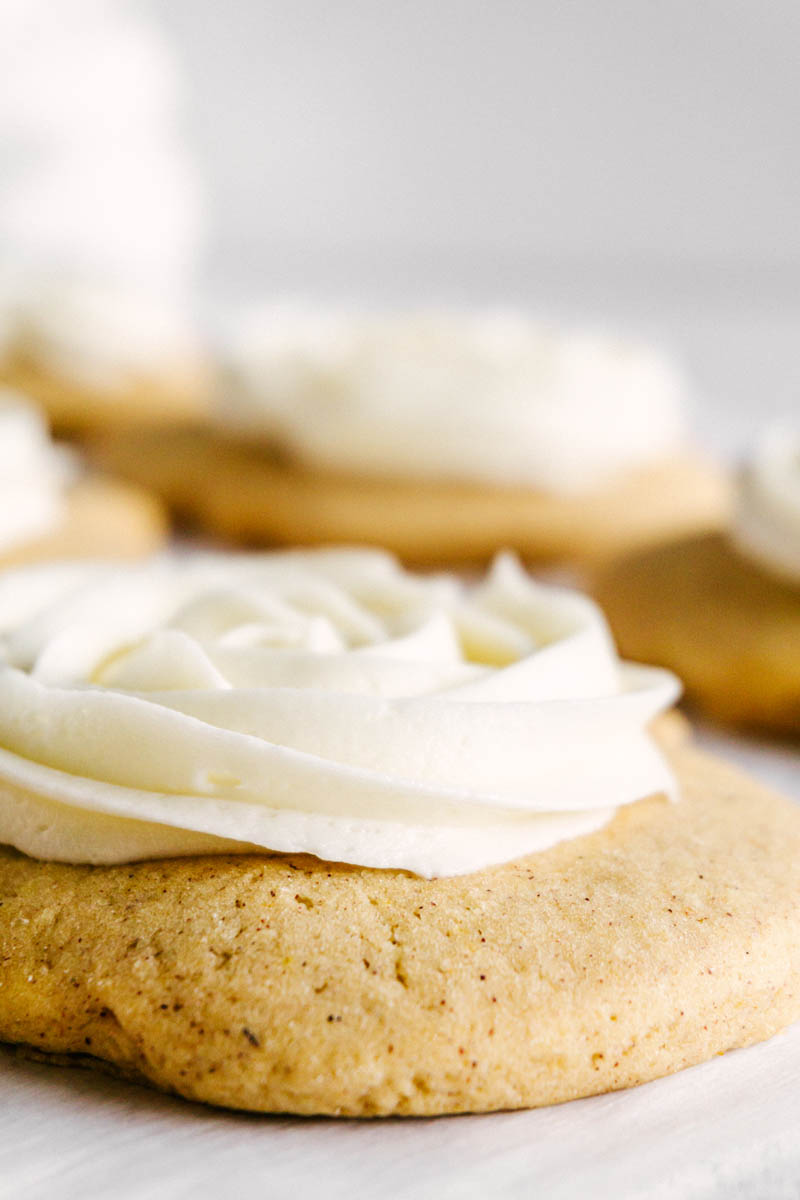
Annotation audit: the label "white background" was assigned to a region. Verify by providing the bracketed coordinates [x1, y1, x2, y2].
[157, 0, 800, 276]
[153, 0, 800, 453]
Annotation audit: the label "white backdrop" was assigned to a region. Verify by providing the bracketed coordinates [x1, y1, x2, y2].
[153, 0, 800, 449]
[155, 0, 800, 272]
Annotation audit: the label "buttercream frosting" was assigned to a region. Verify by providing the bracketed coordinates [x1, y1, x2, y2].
[0, 550, 680, 877]
[10, 277, 202, 389]
[0, 390, 71, 552]
[0, 1, 202, 369]
[0, 0, 201, 287]
[220, 307, 690, 492]
[732, 426, 800, 585]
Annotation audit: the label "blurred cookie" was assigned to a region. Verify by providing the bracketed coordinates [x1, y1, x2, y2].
[91, 308, 729, 564]
[0, 391, 167, 563]
[594, 430, 800, 734]
[2, 476, 167, 564]
[2, 742, 799, 1115]
[0, 1, 205, 434]
[595, 534, 800, 734]
[90, 426, 728, 565]
[0, 280, 209, 436]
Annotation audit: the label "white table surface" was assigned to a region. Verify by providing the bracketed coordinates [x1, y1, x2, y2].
[1, 296, 799, 1199]
[2, 1011, 800, 1200]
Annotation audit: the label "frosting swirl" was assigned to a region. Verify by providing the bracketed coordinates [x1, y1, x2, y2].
[0, 551, 679, 877]
[221, 306, 690, 492]
[0, 390, 71, 553]
[732, 426, 800, 585]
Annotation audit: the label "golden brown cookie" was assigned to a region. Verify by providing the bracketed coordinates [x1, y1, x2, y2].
[0, 354, 209, 437]
[1, 741, 798, 1116]
[593, 533, 800, 735]
[87, 427, 730, 567]
[0, 477, 168, 565]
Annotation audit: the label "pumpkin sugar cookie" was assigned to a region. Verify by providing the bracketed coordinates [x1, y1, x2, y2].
[0, 550, 798, 1116]
[0, 0, 207, 438]
[89, 308, 729, 565]
[594, 428, 800, 734]
[90, 427, 728, 568]
[0, 280, 209, 436]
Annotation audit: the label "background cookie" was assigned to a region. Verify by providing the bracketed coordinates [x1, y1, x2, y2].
[89, 427, 730, 565]
[1, 356, 208, 438]
[1, 742, 798, 1116]
[1, 477, 167, 564]
[593, 533, 800, 734]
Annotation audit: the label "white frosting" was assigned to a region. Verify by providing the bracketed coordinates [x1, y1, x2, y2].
[9, 277, 202, 388]
[221, 307, 690, 492]
[1, 1, 182, 143]
[0, 390, 71, 552]
[732, 427, 800, 585]
[0, 550, 680, 877]
[0, 0, 202, 368]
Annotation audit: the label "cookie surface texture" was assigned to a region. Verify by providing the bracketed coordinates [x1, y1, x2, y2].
[594, 533, 800, 733]
[89, 428, 730, 565]
[1, 742, 799, 1116]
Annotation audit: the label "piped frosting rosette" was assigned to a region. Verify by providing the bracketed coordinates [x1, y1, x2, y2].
[0, 550, 680, 877]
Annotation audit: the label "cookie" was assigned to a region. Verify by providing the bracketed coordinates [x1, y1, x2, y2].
[1, 0, 205, 437]
[88, 427, 729, 565]
[593, 533, 800, 734]
[0, 279, 209, 437]
[1, 476, 167, 565]
[1, 354, 208, 437]
[1, 741, 799, 1116]
[0, 391, 167, 562]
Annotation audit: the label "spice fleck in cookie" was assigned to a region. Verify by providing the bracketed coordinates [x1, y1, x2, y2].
[1, 550, 798, 1115]
[90, 309, 730, 564]
[594, 428, 800, 734]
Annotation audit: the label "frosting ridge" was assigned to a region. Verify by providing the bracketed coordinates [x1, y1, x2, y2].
[0, 550, 681, 876]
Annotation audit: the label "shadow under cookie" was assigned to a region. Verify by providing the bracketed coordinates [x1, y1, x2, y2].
[593, 533, 800, 735]
[87, 427, 730, 567]
[1, 742, 798, 1117]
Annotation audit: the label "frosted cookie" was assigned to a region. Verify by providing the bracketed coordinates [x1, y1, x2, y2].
[0, 549, 798, 1116]
[594, 427, 800, 734]
[90, 308, 729, 564]
[0, 280, 209, 435]
[0, 3, 207, 433]
[0, 391, 166, 563]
